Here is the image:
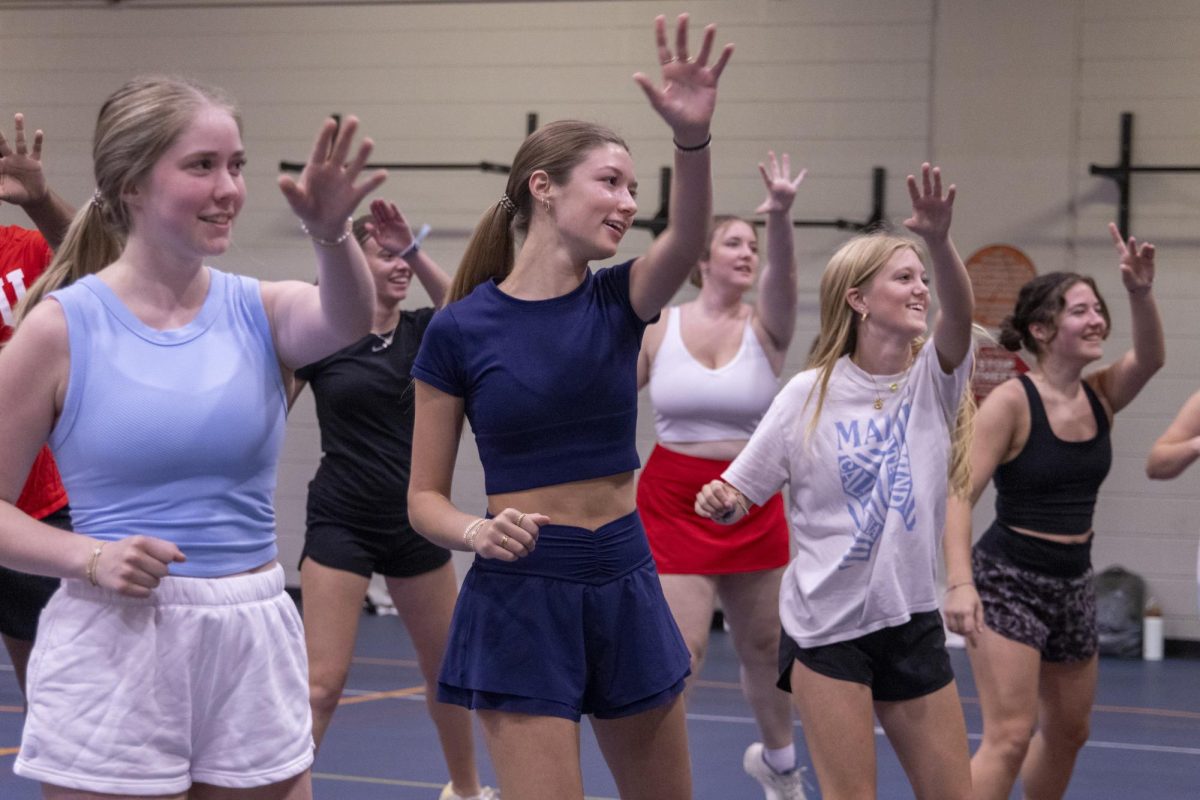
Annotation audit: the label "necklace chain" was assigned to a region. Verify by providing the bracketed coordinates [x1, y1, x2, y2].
[869, 370, 907, 410]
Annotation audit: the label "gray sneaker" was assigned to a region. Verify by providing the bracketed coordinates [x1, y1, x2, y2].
[742, 742, 808, 800]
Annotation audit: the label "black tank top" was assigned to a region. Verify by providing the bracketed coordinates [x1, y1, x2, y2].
[992, 374, 1112, 535]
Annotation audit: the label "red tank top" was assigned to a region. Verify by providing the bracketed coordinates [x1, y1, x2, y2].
[1, 226, 68, 519]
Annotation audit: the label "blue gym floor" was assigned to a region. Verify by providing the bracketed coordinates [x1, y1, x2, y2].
[1, 613, 1197, 798]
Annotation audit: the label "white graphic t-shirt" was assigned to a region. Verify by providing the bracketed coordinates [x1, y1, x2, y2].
[723, 339, 972, 648]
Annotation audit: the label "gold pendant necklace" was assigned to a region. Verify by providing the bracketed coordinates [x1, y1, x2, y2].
[871, 376, 903, 410]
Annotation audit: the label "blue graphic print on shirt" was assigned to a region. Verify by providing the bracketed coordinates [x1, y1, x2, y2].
[835, 402, 916, 567]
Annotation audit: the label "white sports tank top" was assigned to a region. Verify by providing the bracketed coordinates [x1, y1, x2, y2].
[649, 306, 780, 443]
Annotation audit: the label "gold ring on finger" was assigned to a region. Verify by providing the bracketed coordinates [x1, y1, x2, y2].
[516, 513, 527, 527]
[500, 534, 509, 548]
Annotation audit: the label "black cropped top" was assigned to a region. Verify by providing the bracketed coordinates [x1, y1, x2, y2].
[992, 375, 1112, 535]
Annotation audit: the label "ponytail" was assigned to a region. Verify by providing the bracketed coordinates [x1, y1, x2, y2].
[449, 202, 516, 303]
[14, 201, 122, 326]
[448, 120, 629, 304]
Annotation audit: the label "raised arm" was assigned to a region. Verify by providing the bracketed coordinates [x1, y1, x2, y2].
[903, 163, 973, 371]
[628, 14, 734, 320]
[0, 113, 75, 249]
[264, 116, 386, 369]
[1146, 389, 1200, 480]
[368, 199, 451, 307]
[1089, 222, 1164, 414]
[752, 150, 806, 357]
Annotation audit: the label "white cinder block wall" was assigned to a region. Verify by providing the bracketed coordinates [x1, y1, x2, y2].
[2, 0, 1198, 640]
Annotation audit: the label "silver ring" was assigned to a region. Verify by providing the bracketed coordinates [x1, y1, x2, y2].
[661, 56, 677, 65]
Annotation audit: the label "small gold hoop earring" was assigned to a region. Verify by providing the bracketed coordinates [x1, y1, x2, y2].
[861, 309, 868, 322]
[542, 196, 551, 213]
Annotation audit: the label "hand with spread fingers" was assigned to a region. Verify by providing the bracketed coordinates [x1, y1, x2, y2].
[367, 199, 416, 256]
[467, 509, 548, 562]
[903, 162, 956, 245]
[0, 113, 49, 207]
[755, 150, 807, 215]
[278, 116, 387, 242]
[633, 13, 734, 148]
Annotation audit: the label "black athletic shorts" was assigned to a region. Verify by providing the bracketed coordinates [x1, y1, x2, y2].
[776, 610, 954, 702]
[300, 497, 450, 579]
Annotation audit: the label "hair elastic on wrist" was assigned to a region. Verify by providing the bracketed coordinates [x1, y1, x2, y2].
[673, 134, 712, 152]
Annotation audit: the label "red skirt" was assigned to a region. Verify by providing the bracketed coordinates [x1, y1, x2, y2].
[638, 444, 789, 575]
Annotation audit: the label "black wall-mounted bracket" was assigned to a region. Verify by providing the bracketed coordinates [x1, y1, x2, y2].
[1089, 112, 1200, 237]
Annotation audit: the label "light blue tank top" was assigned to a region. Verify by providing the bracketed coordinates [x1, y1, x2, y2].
[49, 269, 285, 577]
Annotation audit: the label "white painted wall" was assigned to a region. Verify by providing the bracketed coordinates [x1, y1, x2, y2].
[2, 0, 1198, 639]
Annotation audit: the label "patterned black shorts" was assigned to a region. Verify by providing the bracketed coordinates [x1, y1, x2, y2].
[972, 547, 1097, 662]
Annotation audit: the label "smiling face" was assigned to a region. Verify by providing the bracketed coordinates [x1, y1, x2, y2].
[363, 235, 413, 307]
[853, 246, 930, 340]
[125, 104, 246, 261]
[698, 218, 759, 291]
[1036, 280, 1109, 363]
[542, 142, 638, 261]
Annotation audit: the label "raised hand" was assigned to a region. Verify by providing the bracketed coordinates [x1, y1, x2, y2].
[93, 535, 187, 599]
[278, 116, 386, 242]
[755, 151, 807, 214]
[0, 113, 49, 207]
[1108, 221, 1155, 295]
[367, 199, 415, 256]
[633, 14, 734, 147]
[902, 162, 956, 244]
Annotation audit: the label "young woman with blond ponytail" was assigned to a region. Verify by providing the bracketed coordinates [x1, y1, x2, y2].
[696, 164, 976, 800]
[408, 14, 732, 800]
[0, 75, 384, 798]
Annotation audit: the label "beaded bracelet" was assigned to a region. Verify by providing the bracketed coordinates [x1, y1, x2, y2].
[300, 217, 353, 247]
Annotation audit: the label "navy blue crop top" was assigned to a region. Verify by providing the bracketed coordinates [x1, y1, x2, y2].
[992, 374, 1112, 535]
[411, 259, 651, 495]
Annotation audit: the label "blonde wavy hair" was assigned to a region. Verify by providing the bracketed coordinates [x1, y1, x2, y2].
[804, 232, 976, 497]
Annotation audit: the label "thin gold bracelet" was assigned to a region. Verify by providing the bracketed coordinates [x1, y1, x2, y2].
[462, 518, 487, 551]
[85, 542, 106, 587]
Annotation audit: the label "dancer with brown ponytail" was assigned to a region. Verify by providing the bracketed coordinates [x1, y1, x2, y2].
[944, 223, 1162, 800]
[408, 14, 732, 800]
